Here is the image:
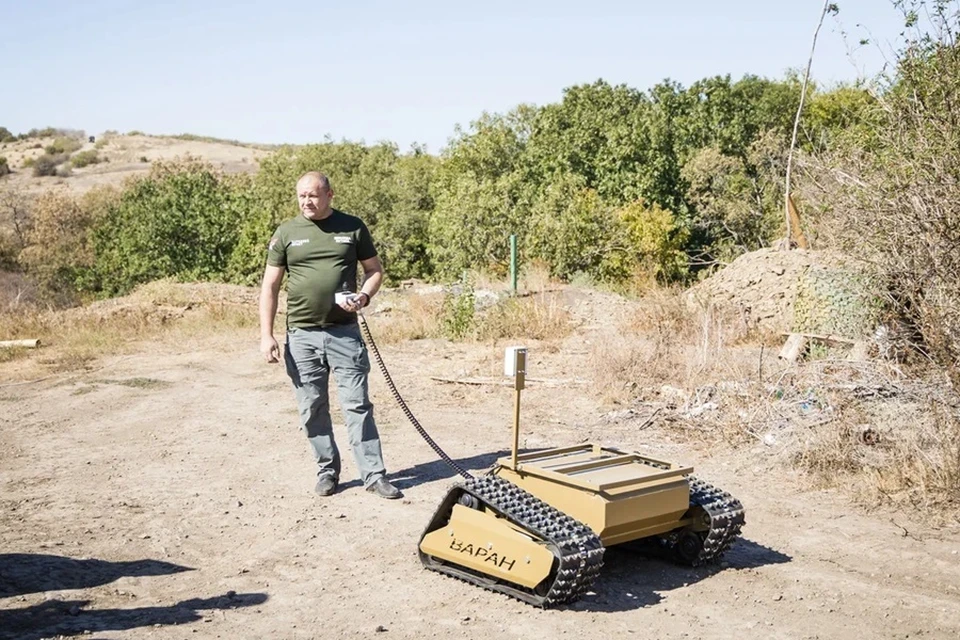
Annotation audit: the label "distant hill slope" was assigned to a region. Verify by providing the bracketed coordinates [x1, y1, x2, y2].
[0, 132, 269, 196]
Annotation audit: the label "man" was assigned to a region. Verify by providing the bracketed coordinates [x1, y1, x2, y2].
[259, 171, 402, 500]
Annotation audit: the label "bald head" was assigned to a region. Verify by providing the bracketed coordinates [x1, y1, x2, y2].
[297, 171, 331, 191]
[296, 171, 335, 220]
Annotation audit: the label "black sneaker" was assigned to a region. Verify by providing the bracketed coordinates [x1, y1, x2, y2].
[365, 477, 402, 500]
[315, 476, 338, 496]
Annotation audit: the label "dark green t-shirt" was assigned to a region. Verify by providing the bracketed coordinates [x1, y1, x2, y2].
[266, 210, 377, 329]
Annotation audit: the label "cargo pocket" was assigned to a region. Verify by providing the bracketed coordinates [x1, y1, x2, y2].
[283, 330, 302, 387]
[352, 325, 371, 373]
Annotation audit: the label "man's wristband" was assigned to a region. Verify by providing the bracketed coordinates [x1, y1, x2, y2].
[357, 292, 370, 307]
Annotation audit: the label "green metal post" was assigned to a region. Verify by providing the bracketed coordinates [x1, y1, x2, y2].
[509, 234, 518, 294]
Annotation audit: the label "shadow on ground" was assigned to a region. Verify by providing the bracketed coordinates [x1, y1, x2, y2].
[573, 538, 792, 612]
[0, 593, 268, 640]
[0, 554, 194, 598]
[386, 448, 517, 490]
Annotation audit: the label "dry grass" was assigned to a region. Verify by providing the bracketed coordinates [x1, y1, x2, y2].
[0, 304, 156, 372]
[0, 272, 39, 310]
[878, 406, 960, 509]
[377, 280, 960, 517]
[445, 261, 561, 299]
[607, 262, 664, 300]
[517, 259, 556, 294]
[3, 275, 956, 516]
[585, 283, 960, 516]
[474, 293, 571, 342]
[589, 287, 757, 405]
[365, 291, 446, 344]
[366, 286, 572, 345]
[0, 281, 258, 379]
[791, 377, 960, 514]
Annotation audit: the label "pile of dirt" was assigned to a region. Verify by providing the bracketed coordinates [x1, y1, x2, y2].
[123, 280, 265, 307]
[686, 247, 855, 335]
[60, 281, 269, 324]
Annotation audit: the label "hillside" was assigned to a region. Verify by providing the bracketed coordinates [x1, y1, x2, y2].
[0, 132, 267, 196]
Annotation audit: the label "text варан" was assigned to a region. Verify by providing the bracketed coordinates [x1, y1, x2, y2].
[449, 538, 516, 571]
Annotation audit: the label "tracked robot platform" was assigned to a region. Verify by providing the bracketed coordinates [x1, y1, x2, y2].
[358, 318, 744, 608]
[419, 444, 744, 607]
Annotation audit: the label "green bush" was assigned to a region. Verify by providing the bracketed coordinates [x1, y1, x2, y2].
[71, 150, 101, 167]
[18, 190, 100, 304]
[525, 173, 620, 281]
[0, 127, 14, 143]
[44, 137, 82, 155]
[0, 157, 9, 177]
[86, 159, 251, 296]
[616, 199, 690, 282]
[440, 282, 476, 340]
[32, 153, 68, 177]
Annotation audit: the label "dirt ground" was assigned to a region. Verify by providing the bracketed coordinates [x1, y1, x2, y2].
[1, 289, 959, 640]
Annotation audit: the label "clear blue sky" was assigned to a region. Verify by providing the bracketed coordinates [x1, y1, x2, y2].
[3, 0, 907, 152]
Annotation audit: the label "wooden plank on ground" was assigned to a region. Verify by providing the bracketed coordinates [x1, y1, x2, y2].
[780, 332, 858, 346]
[0, 339, 40, 349]
[778, 334, 808, 362]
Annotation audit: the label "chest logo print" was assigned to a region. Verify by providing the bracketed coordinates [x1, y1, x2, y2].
[290, 239, 310, 247]
[334, 236, 353, 244]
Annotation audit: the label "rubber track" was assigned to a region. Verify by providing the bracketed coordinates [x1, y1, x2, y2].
[419, 475, 605, 607]
[683, 477, 745, 565]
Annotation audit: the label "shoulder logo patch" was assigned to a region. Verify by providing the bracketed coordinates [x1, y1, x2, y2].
[268, 237, 279, 251]
[334, 236, 353, 244]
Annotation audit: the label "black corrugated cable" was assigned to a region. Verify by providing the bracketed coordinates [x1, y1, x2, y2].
[358, 312, 474, 480]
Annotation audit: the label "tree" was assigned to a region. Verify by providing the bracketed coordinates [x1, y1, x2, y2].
[228, 141, 438, 285]
[527, 80, 650, 203]
[525, 173, 620, 281]
[89, 159, 250, 296]
[428, 107, 537, 279]
[682, 131, 788, 263]
[802, 0, 960, 382]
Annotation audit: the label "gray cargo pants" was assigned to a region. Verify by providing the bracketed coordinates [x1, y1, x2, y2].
[283, 323, 387, 488]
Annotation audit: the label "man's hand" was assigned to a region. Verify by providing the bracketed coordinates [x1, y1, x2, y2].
[259, 265, 284, 363]
[337, 292, 368, 313]
[261, 335, 280, 363]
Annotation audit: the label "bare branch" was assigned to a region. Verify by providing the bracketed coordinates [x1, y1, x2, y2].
[784, 0, 836, 250]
